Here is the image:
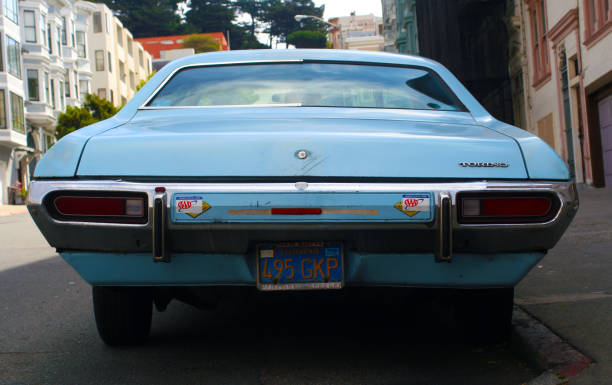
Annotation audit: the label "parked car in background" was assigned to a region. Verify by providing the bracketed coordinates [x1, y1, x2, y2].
[27, 50, 578, 345]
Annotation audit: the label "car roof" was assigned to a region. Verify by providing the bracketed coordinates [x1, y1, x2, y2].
[163, 49, 441, 71]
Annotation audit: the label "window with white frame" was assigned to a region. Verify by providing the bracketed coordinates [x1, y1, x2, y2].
[116, 25, 123, 46]
[119, 61, 125, 82]
[127, 37, 133, 56]
[24, 10, 37, 43]
[6, 36, 21, 79]
[41, 14, 47, 48]
[56, 26, 61, 54]
[76, 31, 86, 58]
[108, 52, 112, 72]
[98, 88, 106, 100]
[10, 92, 24, 134]
[4, 0, 18, 24]
[44, 72, 49, 103]
[61, 16, 67, 45]
[73, 70, 78, 97]
[79, 80, 88, 102]
[105, 13, 110, 33]
[93, 12, 102, 33]
[95, 50, 104, 71]
[71, 21, 76, 47]
[0, 90, 6, 129]
[27, 70, 39, 101]
[139, 49, 144, 67]
[50, 79, 55, 109]
[59, 81, 65, 110]
[129, 70, 135, 90]
[47, 23, 52, 52]
[64, 71, 71, 98]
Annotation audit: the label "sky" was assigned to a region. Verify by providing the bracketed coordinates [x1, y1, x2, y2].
[315, 0, 382, 19]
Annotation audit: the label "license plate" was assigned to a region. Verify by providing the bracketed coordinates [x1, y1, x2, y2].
[257, 242, 344, 291]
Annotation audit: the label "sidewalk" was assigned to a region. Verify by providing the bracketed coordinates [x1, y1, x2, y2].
[516, 185, 612, 384]
[0, 204, 28, 217]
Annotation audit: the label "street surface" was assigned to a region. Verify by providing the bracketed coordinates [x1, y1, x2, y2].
[0, 213, 537, 384]
[516, 185, 612, 384]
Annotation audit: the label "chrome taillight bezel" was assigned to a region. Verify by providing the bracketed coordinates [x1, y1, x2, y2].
[45, 190, 148, 224]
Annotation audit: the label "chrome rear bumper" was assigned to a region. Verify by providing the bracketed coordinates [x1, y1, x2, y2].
[27, 180, 578, 260]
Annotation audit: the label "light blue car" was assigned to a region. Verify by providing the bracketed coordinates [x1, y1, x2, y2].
[27, 49, 578, 345]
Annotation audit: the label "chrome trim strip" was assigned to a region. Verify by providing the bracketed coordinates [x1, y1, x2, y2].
[152, 191, 168, 262]
[139, 103, 302, 110]
[436, 192, 452, 262]
[139, 59, 304, 108]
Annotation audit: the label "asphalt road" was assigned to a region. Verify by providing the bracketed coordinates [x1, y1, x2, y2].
[0, 213, 537, 385]
[516, 185, 612, 384]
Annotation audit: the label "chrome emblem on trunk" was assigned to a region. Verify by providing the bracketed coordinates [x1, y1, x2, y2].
[459, 162, 509, 168]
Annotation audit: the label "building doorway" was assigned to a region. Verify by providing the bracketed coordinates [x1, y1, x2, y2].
[597, 93, 612, 186]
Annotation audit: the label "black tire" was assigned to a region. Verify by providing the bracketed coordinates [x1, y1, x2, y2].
[455, 287, 514, 344]
[92, 286, 153, 346]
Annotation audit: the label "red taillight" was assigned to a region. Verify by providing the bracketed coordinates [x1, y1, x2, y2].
[270, 208, 322, 215]
[48, 193, 147, 223]
[459, 194, 558, 224]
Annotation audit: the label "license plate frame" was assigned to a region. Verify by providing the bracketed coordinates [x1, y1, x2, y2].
[256, 241, 344, 291]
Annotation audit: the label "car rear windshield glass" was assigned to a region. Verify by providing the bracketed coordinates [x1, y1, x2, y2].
[146, 63, 463, 111]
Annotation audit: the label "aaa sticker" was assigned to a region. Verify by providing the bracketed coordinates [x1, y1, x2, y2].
[176, 196, 211, 218]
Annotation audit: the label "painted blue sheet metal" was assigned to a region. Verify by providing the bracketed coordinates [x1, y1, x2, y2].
[76, 110, 528, 179]
[33, 117, 127, 178]
[171, 191, 434, 223]
[60, 250, 545, 288]
[34, 49, 569, 181]
[475, 117, 571, 180]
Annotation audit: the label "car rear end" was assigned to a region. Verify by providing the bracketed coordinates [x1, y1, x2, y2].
[27, 51, 578, 344]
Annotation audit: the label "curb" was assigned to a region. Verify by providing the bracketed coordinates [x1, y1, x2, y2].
[511, 306, 591, 384]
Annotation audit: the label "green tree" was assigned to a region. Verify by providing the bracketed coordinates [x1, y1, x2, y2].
[234, 0, 265, 37]
[55, 95, 119, 139]
[262, 0, 325, 45]
[182, 34, 221, 53]
[286, 30, 328, 48]
[136, 71, 156, 91]
[56, 105, 96, 139]
[85, 93, 118, 121]
[91, 0, 185, 37]
[227, 24, 269, 49]
[185, 0, 237, 34]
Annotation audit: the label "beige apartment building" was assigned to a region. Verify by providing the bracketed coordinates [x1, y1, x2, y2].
[508, 0, 612, 186]
[328, 13, 385, 51]
[85, 2, 152, 107]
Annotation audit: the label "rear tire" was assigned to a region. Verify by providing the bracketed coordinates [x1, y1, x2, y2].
[93, 286, 153, 346]
[455, 288, 514, 344]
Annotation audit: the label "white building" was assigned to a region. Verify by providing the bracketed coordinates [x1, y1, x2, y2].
[328, 14, 385, 51]
[87, 2, 153, 107]
[508, 0, 612, 186]
[0, 0, 28, 204]
[19, 0, 95, 192]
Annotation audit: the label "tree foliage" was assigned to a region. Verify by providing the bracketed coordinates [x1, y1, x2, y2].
[185, 0, 237, 33]
[182, 34, 221, 53]
[136, 71, 156, 91]
[91, 0, 186, 38]
[262, 0, 326, 44]
[287, 30, 328, 48]
[91, 0, 327, 49]
[56, 95, 118, 139]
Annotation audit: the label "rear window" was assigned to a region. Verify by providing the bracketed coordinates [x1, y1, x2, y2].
[146, 62, 464, 111]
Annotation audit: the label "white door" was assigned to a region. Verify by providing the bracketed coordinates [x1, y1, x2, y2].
[598, 94, 612, 186]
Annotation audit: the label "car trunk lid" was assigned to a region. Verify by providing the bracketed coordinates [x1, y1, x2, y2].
[76, 108, 527, 180]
